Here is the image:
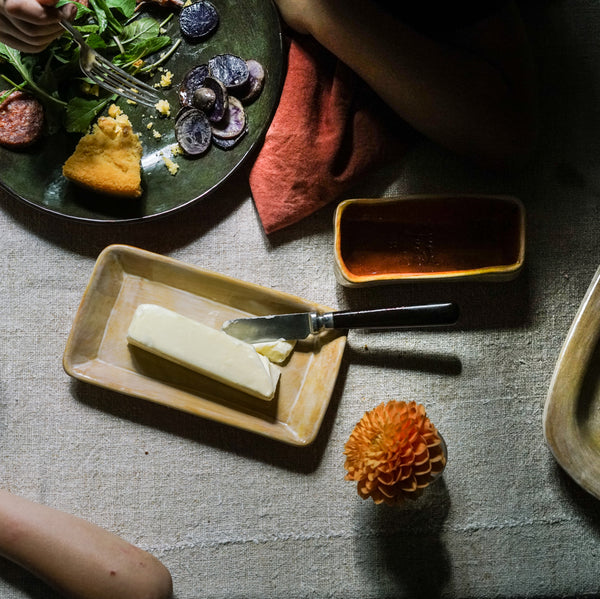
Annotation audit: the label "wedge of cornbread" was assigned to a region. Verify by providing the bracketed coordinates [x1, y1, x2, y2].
[62, 104, 143, 198]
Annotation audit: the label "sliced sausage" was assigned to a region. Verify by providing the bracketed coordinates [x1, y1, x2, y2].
[0, 91, 44, 149]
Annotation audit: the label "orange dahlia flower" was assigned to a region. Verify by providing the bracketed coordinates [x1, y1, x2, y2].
[343, 400, 446, 505]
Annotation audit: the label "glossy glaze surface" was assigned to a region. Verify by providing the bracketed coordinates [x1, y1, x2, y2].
[334, 195, 525, 285]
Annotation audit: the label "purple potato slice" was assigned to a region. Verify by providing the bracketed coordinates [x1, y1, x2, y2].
[238, 59, 265, 104]
[211, 96, 246, 139]
[179, 64, 209, 107]
[208, 54, 249, 92]
[212, 125, 247, 150]
[174, 104, 195, 122]
[179, 0, 219, 41]
[175, 108, 212, 155]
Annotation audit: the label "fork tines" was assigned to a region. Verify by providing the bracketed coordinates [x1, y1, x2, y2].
[90, 53, 161, 109]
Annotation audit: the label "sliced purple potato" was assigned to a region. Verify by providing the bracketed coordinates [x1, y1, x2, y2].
[208, 54, 249, 92]
[179, 0, 219, 41]
[238, 59, 265, 104]
[179, 63, 209, 107]
[211, 96, 246, 139]
[199, 76, 228, 122]
[212, 125, 247, 150]
[174, 104, 195, 122]
[175, 108, 212, 155]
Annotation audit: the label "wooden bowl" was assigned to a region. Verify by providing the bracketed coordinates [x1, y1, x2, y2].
[544, 266, 600, 499]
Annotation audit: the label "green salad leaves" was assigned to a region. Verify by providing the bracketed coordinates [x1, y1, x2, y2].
[0, 0, 178, 133]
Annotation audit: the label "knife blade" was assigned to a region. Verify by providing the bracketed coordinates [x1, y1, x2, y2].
[222, 302, 459, 343]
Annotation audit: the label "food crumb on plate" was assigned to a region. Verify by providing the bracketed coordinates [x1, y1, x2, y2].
[108, 104, 123, 118]
[160, 151, 179, 175]
[154, 99, 171, 116]
[81, 82, 99, 97]
[157, 70, 173, 88]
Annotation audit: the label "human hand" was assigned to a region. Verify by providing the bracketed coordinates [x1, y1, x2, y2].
[0, 0, 76, 53]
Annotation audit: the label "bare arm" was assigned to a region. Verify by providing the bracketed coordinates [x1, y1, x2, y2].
[0, 490, 173, 599]
[273, 0, 537, 169]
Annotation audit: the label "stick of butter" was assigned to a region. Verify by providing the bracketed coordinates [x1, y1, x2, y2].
[127, 304, 280, 400]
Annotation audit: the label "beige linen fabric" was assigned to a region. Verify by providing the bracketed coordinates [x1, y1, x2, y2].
[0, 2, 599, 597]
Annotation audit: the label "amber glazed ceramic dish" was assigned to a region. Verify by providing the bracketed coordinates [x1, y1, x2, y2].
[543, 266, 600, 499]
[63, 245, 346, 446]
[333, 195, 525, 286]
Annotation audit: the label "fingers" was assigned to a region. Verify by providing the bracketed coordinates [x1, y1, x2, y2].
[0, 15, 63, 52]
[0, 0, 74, 52]
[0, 22, 60, 51]
[4, 0, 60, 25]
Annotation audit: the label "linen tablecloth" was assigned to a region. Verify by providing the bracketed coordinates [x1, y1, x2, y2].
[1, 1, 599, 597]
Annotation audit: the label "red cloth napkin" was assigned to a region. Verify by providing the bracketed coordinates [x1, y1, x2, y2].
[249, 35, 410, 234]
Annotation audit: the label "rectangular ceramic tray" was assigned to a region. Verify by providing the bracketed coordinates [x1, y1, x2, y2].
[334, 194, 525, 286]
[63, 245, 347, 446]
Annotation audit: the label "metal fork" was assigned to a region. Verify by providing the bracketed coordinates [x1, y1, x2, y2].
[60, 19, 162, 108]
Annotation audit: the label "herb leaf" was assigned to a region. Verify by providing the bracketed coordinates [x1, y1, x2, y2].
[0, 43, 66, 106]
[65, 96, 113, 132]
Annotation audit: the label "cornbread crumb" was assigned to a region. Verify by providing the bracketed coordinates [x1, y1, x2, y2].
[159, 70, 173, 88]
[171, 144, 184, 156]
[155, 99, 171, 116]
[108, 104, 122, 118]
[161, 152, 179, 175]
[152, 129, 162, 139]
[62, 104, 143, 198]
[81, 82, 100, 96]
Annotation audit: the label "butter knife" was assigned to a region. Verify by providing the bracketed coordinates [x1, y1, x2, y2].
[222, 302, 459, 343]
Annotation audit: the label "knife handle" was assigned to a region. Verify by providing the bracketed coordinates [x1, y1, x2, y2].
[323, 302, 459, 331]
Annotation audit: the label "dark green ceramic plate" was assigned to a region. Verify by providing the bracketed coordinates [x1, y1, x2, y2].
[0, 0, 283, 222]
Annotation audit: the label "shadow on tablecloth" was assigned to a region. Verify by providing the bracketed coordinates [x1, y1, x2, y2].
[68, 345, 350, 474]
[354, 477, 451, 599]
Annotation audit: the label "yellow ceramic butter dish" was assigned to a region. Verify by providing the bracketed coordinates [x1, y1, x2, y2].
[63, 245, 346, 446]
